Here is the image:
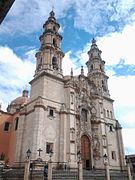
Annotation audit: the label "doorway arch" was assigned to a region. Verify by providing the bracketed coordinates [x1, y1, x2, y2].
[81, 135, 92, 169]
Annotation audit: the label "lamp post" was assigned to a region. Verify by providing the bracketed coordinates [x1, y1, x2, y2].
[0, 161, 4, 179]
[24, 149, 31, 180]
[103, 154, 110, 180]
[125, 156, 132, 180]
[49, 149, 53, 162]
[48, 149, 53, 180]
[26, 149, 32, 159]
[77, 151, 81, 180]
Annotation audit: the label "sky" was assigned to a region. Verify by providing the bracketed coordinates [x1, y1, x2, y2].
[0, 0, 135, 155]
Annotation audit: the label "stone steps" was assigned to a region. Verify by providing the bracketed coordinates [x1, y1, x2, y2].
[1, 168, 135, 180]
[52, 170, 78, 180]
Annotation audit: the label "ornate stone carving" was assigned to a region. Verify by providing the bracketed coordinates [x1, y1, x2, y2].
[92, 128, 100, 160]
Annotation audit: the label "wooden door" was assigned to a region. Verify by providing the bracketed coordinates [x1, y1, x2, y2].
[81, 135, 91, 169]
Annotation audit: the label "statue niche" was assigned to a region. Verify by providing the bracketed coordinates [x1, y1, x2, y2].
[81, 108, 88, 122]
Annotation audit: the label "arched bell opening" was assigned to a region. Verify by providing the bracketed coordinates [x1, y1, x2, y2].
[52, 56, 58, 70]
[53, 38, 57, 47]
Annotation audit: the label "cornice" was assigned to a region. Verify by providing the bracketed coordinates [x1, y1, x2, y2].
[30, 71, 65, 85]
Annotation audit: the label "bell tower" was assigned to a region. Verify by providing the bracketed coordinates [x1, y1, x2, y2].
[35, 11, 64, 78]
[86, 39, 110, 97]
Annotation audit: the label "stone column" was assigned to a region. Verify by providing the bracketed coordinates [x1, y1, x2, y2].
[105, 163, 110, 180]
[79, 161, 83, 180]
[48, 161, 52, 180]
[24, 160, 30, 180]
[127, 163, 132, 180]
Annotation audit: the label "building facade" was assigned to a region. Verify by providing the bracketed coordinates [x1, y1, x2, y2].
[0, 89, 29, 166]
[0, 11, 125, 170]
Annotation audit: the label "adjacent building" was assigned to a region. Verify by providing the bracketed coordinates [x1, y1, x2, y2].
[0, 0, 15, 24]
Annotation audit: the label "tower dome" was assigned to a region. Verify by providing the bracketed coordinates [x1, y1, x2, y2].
[7, 89, 29, 113]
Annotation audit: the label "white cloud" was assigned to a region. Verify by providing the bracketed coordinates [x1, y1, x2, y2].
[1, 0, 135, 36]
[108, 75, 135, 107]
[63, 51, 75, 75]
[97, 24, 135, 65]
[0, 0, 74, 35]
[122, 110, 135, 128]
[73, 23, 135, 67]
[0, 46, 36, 110]
[107, 73, 135, 133]
[122, 128, 135, 155]
[74, 0, 135, 34]
[63, 51, 81, 76]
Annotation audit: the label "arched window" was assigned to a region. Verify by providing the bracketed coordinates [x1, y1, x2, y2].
[91, 65, 93, 70]
[15, 117, 19, 131]
[110, 111, 113, 119]
[4, 122, 10, 132]
[109, 125, 113, 132]
[81, 108, 88, 122]
[53, 38, 57, 47]
[112, 151, 116, 160]
[102, 80, 107, 91]
[107, 110, 109, 117]
[53, 26, 56, 31]
[52, 56, 58, 70]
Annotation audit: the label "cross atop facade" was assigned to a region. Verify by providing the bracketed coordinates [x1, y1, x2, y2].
[37, 148, 43, 157]
[50, 0, 55, 11]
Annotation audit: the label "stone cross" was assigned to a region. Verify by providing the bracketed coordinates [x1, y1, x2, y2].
[37, 148, 43, 157]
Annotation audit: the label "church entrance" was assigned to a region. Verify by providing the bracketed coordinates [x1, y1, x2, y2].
[81, 135, 92, 170]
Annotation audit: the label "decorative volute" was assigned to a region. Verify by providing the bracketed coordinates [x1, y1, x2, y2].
[35, 11, 64, 78]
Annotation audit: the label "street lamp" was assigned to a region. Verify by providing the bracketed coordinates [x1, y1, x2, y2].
[103, 154, 110, 180]
[26, 149, 31, 159]
[49, 149, 53, 161]
[103, 154, 108, 163]
[24, 149, 31, 180]
[125, 156, 132, 180]
[77, 151, 81, 162]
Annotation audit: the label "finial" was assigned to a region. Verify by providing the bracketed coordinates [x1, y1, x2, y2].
[92, 38, 96, 45]
[81, 66, 84, 75]
[0, 103, 2, 110]
[22, 85, 28, 97]
[71, 68, 73, 77]
[49, 10, 55, 17]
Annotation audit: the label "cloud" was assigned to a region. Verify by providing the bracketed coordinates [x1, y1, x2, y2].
[71, 23, 135, 71]
[108, 75, 135, 107]
[122, 128, 135, 155]
[0, 46, 36, 110]
[107, 73, 135, 133]
[63, 51, 81, 75]
[0, 0, 74, 35]
[97, 24, 135, 65]
[74, 0, 135, 35]
[1, 0, 135, 36]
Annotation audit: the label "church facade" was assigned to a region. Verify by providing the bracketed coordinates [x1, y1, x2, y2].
[0, 11, 125, 170]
